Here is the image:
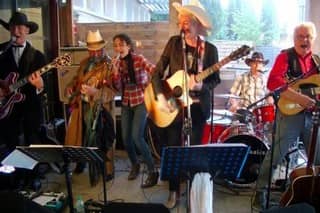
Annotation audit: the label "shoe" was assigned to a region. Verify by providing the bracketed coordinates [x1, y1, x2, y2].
[165, 191, 177, 209]
[105, 173, 114, 182]
[74, 162, 86, 174]
[128, 164, 140, 180]
[141, 171, 159, 188]
[252, 190, 267, 211]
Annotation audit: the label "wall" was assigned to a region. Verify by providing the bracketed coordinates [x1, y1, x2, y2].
[75, 22, 170, 64]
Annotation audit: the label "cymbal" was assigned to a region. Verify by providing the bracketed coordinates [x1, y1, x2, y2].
[214, 94, 242, 99]
[212, 109, 234, 118]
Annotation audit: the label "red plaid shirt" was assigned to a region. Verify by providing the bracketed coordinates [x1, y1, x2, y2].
[112, 53, 155, 107]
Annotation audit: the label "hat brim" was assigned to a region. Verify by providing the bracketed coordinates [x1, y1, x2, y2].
[25, 22, 38, 34]
[0, 18, 38, 34]
[172, 2, 212, 30]
[87, 41, 107, 51]
[245, 58, 269, 66]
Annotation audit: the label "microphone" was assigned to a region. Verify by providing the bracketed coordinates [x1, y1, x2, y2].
[181, 30, 186, 50]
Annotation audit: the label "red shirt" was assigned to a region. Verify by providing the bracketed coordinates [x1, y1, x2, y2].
[267, 51, 316, 91]
[112, 53, 155, 107]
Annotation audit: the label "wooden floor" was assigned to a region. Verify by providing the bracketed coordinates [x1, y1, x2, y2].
[40, 150, 292, 213]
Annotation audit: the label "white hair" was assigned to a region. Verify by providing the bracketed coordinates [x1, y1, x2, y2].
[294, 22, 317, 39]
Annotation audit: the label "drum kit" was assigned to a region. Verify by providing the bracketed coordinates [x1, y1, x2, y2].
[202, 93, 275, 184]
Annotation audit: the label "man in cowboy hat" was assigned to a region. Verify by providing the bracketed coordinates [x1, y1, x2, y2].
[228, 51, 274, 114]
[151, 2, 220, 209]
[0, 11, 45, 148]
[65, 30, 116, 185]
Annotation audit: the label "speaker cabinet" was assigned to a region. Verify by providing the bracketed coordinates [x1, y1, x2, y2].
[57, 65, 79, 104]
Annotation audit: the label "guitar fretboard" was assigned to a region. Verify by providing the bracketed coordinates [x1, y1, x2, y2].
[195, 57, 231, 82]
[9, 63, 55, 92]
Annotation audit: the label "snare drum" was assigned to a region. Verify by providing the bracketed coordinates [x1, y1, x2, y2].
[201, 118, 231, 144]
[253, 104, 275, 123]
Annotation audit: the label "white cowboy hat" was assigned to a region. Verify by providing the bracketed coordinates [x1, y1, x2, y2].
[172, 2, 212, 30]
[86, 30, 107, 51]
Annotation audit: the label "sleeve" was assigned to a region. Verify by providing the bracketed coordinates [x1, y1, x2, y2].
[230, 75, 243, 95]
[151, 36, 175, 95]
[202, 42, 221, 91]
[267, 52, 289, 91]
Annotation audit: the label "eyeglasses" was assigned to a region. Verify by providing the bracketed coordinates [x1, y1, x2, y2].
[296, 34, 313, 41]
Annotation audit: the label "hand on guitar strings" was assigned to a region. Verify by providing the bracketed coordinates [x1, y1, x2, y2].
[28, 71, 43, 90]
[156, 93, 176, 114]
[80, 84, 99, 97]
[188, 74, 203, 91]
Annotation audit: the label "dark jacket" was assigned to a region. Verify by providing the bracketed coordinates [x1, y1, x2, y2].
[0, 41, 46, 147]
[151, 35, 220, 119]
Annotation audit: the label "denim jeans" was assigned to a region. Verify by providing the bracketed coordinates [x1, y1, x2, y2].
[256, 110, 320, 189]
[121, 103, 155, 172]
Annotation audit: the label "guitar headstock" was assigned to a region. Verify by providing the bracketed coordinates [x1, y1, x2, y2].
[53, 54, 72, 68]
[229, 45, 252, 61]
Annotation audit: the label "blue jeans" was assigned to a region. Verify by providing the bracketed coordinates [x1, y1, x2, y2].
[256, 110, 320, 189]
[121, 104, 155, 172]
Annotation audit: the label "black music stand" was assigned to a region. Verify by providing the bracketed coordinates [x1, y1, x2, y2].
[2, 145, 107, 213]
[160, 143, 250, 181]
[160, 143, 250, 212]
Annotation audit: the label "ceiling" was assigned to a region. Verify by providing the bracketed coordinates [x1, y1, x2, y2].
[137, 0, 169, 14]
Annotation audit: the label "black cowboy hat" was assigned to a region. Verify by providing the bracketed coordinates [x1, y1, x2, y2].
[0, 12, 38, 34]
[245, 52, 269, 66]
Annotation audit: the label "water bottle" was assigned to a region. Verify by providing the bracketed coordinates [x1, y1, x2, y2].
[75, 195, 85, 213]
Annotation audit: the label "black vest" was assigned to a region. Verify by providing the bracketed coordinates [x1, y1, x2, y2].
[285, 47, 320, 80]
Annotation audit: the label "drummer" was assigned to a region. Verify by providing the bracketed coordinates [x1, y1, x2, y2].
[228, 52, 274, 121]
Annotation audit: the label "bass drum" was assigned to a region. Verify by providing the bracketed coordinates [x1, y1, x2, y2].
[218, 125, 269, 184]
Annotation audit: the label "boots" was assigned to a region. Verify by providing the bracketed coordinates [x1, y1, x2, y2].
[128, 164, 140, 180]
[165, 191, 177, 209]
[105, 147, 114, 181]
[141, 171, 159, 188]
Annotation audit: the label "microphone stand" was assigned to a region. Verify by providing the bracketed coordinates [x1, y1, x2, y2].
[91, 56, 112, 207]
[181, 31, 192, 213]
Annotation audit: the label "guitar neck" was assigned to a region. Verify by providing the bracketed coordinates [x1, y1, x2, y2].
[9, 63, 55, 92]
[195, 57, 231, 82]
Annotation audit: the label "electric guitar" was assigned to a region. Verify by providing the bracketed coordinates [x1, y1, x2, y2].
[0, 54, 72, 120]
[277, 74, 320, 115]
[279, 109, 320, 212]
[144, 45, 251, 127]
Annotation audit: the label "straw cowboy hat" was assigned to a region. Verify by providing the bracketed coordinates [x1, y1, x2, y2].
[0, 12, 38, 34]
[172, 2, 212, 30]
[86, 30, 107, 51]
[245, 52, 269, 66]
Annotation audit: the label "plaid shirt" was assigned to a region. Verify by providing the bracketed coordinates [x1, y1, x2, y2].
[230, 71, 268, 108]
[112, 53, 155, 107]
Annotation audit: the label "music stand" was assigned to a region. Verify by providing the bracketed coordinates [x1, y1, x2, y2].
[160, 143, 250, 181]
[2, 145, 107, 213]
[160, 143, 250, 212]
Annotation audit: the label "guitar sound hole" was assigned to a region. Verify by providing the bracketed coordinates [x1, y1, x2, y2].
[172, 86, 182, 97]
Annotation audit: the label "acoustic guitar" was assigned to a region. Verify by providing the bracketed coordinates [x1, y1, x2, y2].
[277, 74, 320, 115]
[279, 109, 320, 211]
[0, 54, 71, 120]
[144, 45, 251, 127]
